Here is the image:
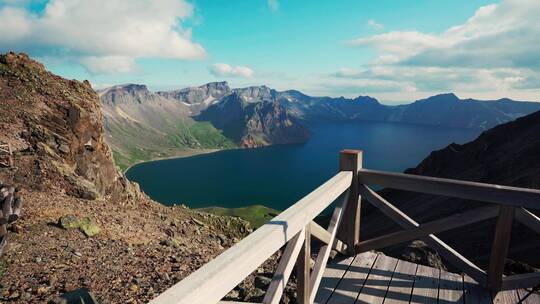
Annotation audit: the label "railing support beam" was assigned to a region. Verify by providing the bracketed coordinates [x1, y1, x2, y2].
[488, 206, 515, 291]
[296, 226, 311, 304]
[338, 150, 362, 254]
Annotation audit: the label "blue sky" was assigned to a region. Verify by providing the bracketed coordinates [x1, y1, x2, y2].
[1, 0, 539, 103]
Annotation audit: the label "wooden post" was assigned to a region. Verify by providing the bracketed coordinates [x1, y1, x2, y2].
[337, 150, 362, 254]
[487, 206, 514, 291]
[296, 225, 311, 304]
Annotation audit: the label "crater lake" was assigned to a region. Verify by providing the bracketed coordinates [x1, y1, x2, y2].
[126, 121, 480, 211]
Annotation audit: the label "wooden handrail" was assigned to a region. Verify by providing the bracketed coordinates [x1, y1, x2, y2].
[358, 168, 540, 210]
[150, 171, 352, 304]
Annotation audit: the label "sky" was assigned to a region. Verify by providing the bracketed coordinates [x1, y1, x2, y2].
[1, 0, 539, 104]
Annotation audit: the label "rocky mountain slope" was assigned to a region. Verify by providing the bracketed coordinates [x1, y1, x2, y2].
[98, 83, 237, 170]
[196, 92, 310, 147]
[99, 82, 309, 170]
[361, 109, 540, 270]
[0, 53, 254, 303]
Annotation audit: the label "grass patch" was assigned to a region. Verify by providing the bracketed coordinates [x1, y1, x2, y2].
[113, 147, 154, 172]
[199, 205, 280, 229]
[168, 121, 236, 149]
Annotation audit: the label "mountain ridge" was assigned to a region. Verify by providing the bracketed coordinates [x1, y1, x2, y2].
[98, 81, 540, 170]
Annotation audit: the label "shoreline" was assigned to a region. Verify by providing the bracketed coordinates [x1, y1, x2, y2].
[123, 148, 224, 173]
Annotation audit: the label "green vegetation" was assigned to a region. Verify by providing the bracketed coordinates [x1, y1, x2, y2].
[113, 147, 154, 172]
[168, 121, 236, 149]
[199, 205, 279, 229]
[111, 121, 238, 172]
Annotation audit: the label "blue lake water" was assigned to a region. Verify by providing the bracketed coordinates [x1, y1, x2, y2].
[126, 122, 480, 210]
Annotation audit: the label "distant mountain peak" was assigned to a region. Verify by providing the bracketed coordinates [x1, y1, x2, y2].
[429, 92, 459, 100]
[98, 83, 150, 97]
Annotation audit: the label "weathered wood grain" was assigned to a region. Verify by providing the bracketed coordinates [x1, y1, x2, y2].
[358, 168, 540, 210]
[355, 254, 398, 304]
[355, 206, 498, 253]
[488, 206, 515, 290]
[314, 255, 355, 304]
[297, 226, 311, 304]
[309, 221, 348, 255]
[410, 264, 440, 304]
[383, 259, 417, 304]
[438, 271, 464, 304]
[359, 185, 487, 285]
[463, 275, 492, 304]
[326, 252, 377, 304]
[309, 190, 349, 303]
[262, 229, 305, 304]
[338, 150, 362, 253]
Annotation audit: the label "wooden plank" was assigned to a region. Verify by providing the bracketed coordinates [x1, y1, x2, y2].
[438, 271, 464, 304]
[357, 168, 540, 210]
[262, 229, 305, 304]
[410, 264, 440, 304]
[338, 150, 362, 253]
[463, 275, 492, 304]
[150, 171, 352, 304]
[355, 206, 498, 253]
[487, 206, 515, 290]
[355, 254, 398, 304]
[325, 251, 377, 304]
[309, 221, 348, 255]
[517, 288, 540, 304]
[515, 208, 540, 235]
[501, 272, 540, 290]
[297, 226, 311, 304]
[314, 256, 355, 304]
[310, 191, 350, 303]
[359, 185, 487, 285]
[492, 290, 520, 304]
[383, 259, 418, 304]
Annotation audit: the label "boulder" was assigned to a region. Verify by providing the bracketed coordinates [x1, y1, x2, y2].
[58, 215, 100, 237]
[401, 240, 446, 270]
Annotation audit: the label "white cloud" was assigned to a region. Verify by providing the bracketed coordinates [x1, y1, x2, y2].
[268, 0, 279, 12]
[209, 63, 254, 78]
[0, 0, 205, 74]
[367, 19, 384, 31]
[336, 0, 540, 99]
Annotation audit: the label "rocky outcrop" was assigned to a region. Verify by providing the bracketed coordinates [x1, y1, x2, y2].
[157, 81, 231, 106]
[0, 52, 134, 200]
[361, 110, 540, 270]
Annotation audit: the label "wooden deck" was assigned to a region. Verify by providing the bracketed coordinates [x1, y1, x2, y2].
[315, 252, 539, 304]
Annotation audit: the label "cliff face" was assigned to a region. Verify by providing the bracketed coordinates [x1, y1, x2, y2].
[157, 81, 231, 105]
[241, 101, 310, 147]
[196, 93, 310, 148]
[0, 52, 129, 200]
[362, 110, 540, 269]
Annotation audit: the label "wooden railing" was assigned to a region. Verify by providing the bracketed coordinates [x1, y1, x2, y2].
[355, 168, 540, 291]
[151, 150, 540, 304]
[0, 143, 13, 167]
